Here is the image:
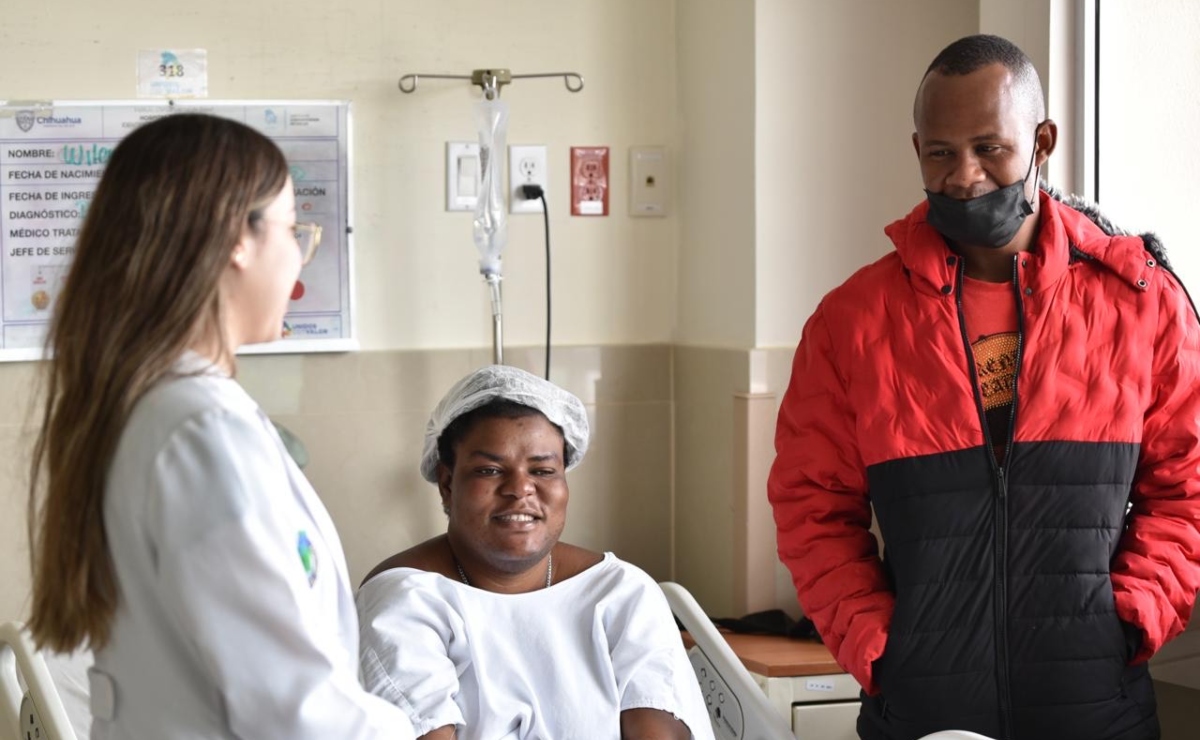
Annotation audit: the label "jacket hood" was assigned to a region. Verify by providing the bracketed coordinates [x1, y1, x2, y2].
[1039, 181, 1170, 269]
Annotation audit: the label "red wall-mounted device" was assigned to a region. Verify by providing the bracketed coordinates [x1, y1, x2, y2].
[570, 146, 609, 216]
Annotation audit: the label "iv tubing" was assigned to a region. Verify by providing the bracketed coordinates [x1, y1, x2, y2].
[486, 272, 503, 365]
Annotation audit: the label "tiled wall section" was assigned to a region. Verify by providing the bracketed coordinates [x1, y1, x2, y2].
[672, 345, 751, 618]
[671, 344, 804, 620]
[0, 344, 674, 622]
[0, 361, 39, 625]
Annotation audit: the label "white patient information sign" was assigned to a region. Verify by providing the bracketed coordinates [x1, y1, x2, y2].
[0, 100, 356, 360]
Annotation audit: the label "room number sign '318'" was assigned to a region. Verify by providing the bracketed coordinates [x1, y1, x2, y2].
[137, 49, 208, 98]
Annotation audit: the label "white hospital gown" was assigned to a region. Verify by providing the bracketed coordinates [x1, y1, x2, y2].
[357, 553, 715, 740]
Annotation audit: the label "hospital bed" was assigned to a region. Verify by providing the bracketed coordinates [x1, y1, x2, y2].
[661, 582, 797, 740]
[0, 621, 78, 740]
[661, 583, 995, 740]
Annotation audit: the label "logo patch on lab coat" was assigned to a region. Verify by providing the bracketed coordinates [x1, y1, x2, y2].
[297, 530, 318, 586]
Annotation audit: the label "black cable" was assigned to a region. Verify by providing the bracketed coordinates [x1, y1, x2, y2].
[540, 193, 550, 380]
[520, 183, 551, 380]
[1094, 0, 1101, 202]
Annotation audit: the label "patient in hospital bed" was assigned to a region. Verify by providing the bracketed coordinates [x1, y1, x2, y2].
[356, 365, 713, 740]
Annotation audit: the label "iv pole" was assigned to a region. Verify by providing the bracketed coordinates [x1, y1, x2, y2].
[397, 68, 583, 365]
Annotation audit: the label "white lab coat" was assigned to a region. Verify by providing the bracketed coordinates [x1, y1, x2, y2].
[89, 352, 414, 739]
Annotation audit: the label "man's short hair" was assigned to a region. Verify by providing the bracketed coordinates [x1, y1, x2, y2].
[916, 34, 1045, 124]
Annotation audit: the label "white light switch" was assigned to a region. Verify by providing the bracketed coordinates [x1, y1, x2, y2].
[629, 146, 668, 217]
[446, 141, 481, 211]
[458, 155, 478, 197]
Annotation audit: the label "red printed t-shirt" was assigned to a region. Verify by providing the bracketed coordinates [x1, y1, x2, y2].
[961, 276, 1018, 463]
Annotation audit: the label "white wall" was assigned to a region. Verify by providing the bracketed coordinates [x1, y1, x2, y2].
[1096, 0, 1200, 290]
[0, 0, 680, 351]
[1044, 0, 1080, 193]
[675, 0, 757, 349]
[754, 0, 979, 349]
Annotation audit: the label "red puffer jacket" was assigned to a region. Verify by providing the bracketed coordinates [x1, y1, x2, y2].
[768, 189, 1200, 740]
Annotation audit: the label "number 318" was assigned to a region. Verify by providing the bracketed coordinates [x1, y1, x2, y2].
[159, 63, 184, 78]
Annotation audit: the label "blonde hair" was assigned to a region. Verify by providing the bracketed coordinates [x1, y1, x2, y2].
[27, 113, 289, 652]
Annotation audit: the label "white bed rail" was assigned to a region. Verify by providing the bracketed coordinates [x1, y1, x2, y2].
[0, 621, 77, 740]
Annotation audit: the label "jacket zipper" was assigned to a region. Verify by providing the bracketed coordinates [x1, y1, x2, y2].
[953, 256, 1025, 740]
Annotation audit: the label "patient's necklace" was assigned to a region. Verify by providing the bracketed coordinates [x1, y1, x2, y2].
[455, 553, 553, 589]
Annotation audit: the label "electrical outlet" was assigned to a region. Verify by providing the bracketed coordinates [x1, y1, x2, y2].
[509, 144, 547, 214]
[570, 146, 609, 216]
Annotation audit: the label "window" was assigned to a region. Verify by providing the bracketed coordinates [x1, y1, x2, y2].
[1087, 0, 1200, 287]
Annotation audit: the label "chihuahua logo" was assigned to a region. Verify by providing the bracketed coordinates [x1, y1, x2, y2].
[15, 110, 35, 133]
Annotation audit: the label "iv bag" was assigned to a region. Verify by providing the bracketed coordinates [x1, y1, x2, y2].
[473, 99, 509, 276]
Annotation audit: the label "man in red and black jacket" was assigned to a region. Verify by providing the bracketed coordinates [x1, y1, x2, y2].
[768, 34, 1200, 740]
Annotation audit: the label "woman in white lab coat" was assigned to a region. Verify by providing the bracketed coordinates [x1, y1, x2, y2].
[26, 113, 415, 739]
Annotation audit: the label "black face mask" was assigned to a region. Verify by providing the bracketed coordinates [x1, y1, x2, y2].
[924, 135, 1040, 249]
